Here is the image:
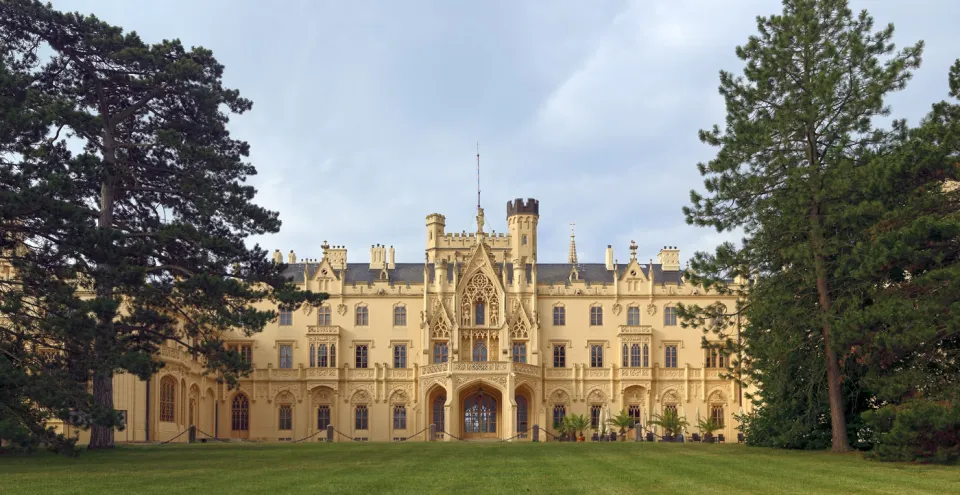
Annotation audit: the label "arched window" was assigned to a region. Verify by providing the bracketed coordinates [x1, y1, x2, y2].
[622, 343, 629, 367]
[552, 405, 566, 431]
[232, 394, 249, 431]
[159, 377, 176, 423]
[711, 405, 725, 427]
[630, 344, 641, 367]
[309, 343, 316, 368]
[473, 341, 487, 362]
[642, 344, 649, 367]
[590, 344, 603, 368]
[475, 302, 485, 326]
[330, 344, 336, 367]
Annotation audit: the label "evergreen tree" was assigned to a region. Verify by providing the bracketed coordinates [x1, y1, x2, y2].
[0, 0, 325, 450]
[682, 0, 921, 451]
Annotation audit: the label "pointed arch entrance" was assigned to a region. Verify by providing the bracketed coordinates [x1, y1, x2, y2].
[459, 382, 502, 440]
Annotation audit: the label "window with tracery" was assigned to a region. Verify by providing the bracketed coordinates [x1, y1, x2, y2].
[711, 405, 725, 427]
[461, 274, 499, 327]
[393, 405, 407, 429]
[278, 405, 292, 430]
[512, 342, 526, 363]
[473, 341, 488, 362]
[433, 342, 448, 363]
[232, 394, 249, 431]
[159, 376, 176, 423]
[355, 405, 368, 430]
[317, 406, 330, 430]
[590, 344, 603, 368]
[630, 344, 641, 367]
[552, 405, 566, 430]
[628, 405, 642, 425]
[665, 345, 678, 368]
[553, 344, 566, 368]
[433, 395, 445, 433]
[355, 345, 368, 368]
[590, 405, 601, 429]
[643, 343, 649, 367]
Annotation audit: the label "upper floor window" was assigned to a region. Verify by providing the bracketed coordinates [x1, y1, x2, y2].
[665, 345, 678, 368]
[279, 344, 293, 369]
[512, 343, 527, 364]
[228, 344, 252, 364]
[355, 344, 368, 369]
[311, 343, 331, 368]
[664, 307, 677, 326]
[627, 306, 640, 326]
[590, 344, 603, 368]
[475, 302, 485, 326]
[279, 309, 293, 326]
[590, 306, 603, 326]
[630, 344, 641, 367]
[553, 344, 566, 368]
[473, 341, 487, 362]
[705, 348, 727, 369]
[394, 344, 407, 369]
[355, 306, 368, 327]
[553, 306, 565, 326]
[433, 342, 449, 364]
[521, 234, 528, 245]
[317, 305, 331, 326]
[393, 306, 407, 326]
[643, 343, 649, 368]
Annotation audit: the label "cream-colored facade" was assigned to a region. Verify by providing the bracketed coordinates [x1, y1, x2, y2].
[58, 198, 750, 443]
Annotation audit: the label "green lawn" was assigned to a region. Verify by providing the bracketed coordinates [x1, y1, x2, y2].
[1, 442, 956, 494]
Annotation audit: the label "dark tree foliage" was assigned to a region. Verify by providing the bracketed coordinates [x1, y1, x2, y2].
[0, 0, 325, 452]
[679, 0, 922, 452]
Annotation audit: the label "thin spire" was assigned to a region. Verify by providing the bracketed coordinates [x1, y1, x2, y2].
[568, 221, 578, 265]
[476, 142, 480, 211]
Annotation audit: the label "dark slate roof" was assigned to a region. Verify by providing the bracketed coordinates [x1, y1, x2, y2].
[281, 262, 683, 285]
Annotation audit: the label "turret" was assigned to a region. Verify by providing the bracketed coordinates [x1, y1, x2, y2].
[425, 213, 446, 262]
[507, 198, 538, 263]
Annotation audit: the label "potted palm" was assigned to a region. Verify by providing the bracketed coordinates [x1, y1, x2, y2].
[649, 409, 689, 442]
[564, 414, 589, 442]
[607, 410, 635, 442]
[554, 420, 569, 442]
[697, 417, 722, 443]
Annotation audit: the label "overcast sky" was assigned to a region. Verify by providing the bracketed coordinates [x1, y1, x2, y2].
[52, 0, 960, 265]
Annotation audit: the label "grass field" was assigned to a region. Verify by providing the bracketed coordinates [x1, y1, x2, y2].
[1, 441, 957, 494]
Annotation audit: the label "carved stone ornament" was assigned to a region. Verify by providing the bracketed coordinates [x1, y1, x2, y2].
[646, 303, 657, 316]
[337, 303, 348, 316]
[612, 303, 622, 316]
[377, 288, 386, 296]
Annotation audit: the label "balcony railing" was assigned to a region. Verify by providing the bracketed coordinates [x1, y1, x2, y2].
[306, 325, 341, 335]
[617, 325, 653, 335]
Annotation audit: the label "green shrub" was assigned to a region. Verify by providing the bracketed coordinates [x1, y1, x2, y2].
[862, 399, 960, 464]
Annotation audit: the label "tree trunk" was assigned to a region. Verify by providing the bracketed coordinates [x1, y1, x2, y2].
[809, 202, 852, 453]
[88, 156, 117, 450]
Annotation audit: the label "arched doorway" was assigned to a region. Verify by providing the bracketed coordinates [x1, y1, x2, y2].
[426, 386, 447, 440]
[460, 383, 501, 440]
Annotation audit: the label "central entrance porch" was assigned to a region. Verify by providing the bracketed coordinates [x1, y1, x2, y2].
[459, 383, 501, 440]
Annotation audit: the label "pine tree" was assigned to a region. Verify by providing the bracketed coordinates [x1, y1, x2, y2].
[0, 0, 325, 450]
[683, 0, 921, 452]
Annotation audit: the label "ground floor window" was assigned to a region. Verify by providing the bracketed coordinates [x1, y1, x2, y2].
[393, 405, 407, 429]
[628, 405, 642, 425]
[711, 405, 725, 427]
[590, 405, 601, 429]
[278, 405, 292, 430]
[355, 405, 368, 430]
[433, 395, 445, 433]
[552, 405, 566, 430]
[232, 394, 249, 431]
[317, 406, 330, 430]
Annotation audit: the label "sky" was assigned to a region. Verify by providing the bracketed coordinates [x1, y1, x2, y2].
[51, 0, 960, 265]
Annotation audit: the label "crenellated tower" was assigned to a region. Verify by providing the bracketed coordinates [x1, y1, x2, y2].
[506, 198, 538, 263]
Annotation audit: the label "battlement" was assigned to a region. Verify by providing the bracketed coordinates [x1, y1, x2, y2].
[506, 198, 539, 217]
[425, 213, 446, 225]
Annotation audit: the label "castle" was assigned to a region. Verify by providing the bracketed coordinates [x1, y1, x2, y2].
[59, 198, 748, 443]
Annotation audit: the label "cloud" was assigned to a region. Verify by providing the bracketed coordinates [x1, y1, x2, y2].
[47, 0, 960, 265]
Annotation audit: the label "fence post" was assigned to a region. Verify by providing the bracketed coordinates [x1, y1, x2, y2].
[326, 425, 334, 443]
[532, 424, 539, 442]
[188, 425, 196, 443]
[429, 423, 436, 442]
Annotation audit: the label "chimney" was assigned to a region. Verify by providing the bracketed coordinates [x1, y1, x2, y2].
[370, 244, 386, 270]
[272, 249, 282, 264]
[288, 250, 296, 264]
[658, 246, 680, 271]
[605, 245, 614, 270]
[388, 246, 395, 269]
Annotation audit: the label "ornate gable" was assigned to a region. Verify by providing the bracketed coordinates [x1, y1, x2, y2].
[311, 258, 340, 281]
[429, 298, 453, 339]
[619, 258, 648, 283]
[456, 240, 504, 328]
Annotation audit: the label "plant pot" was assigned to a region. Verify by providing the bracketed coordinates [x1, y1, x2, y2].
[704, 436, 715, 444]
[578, 436, 585, 442]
